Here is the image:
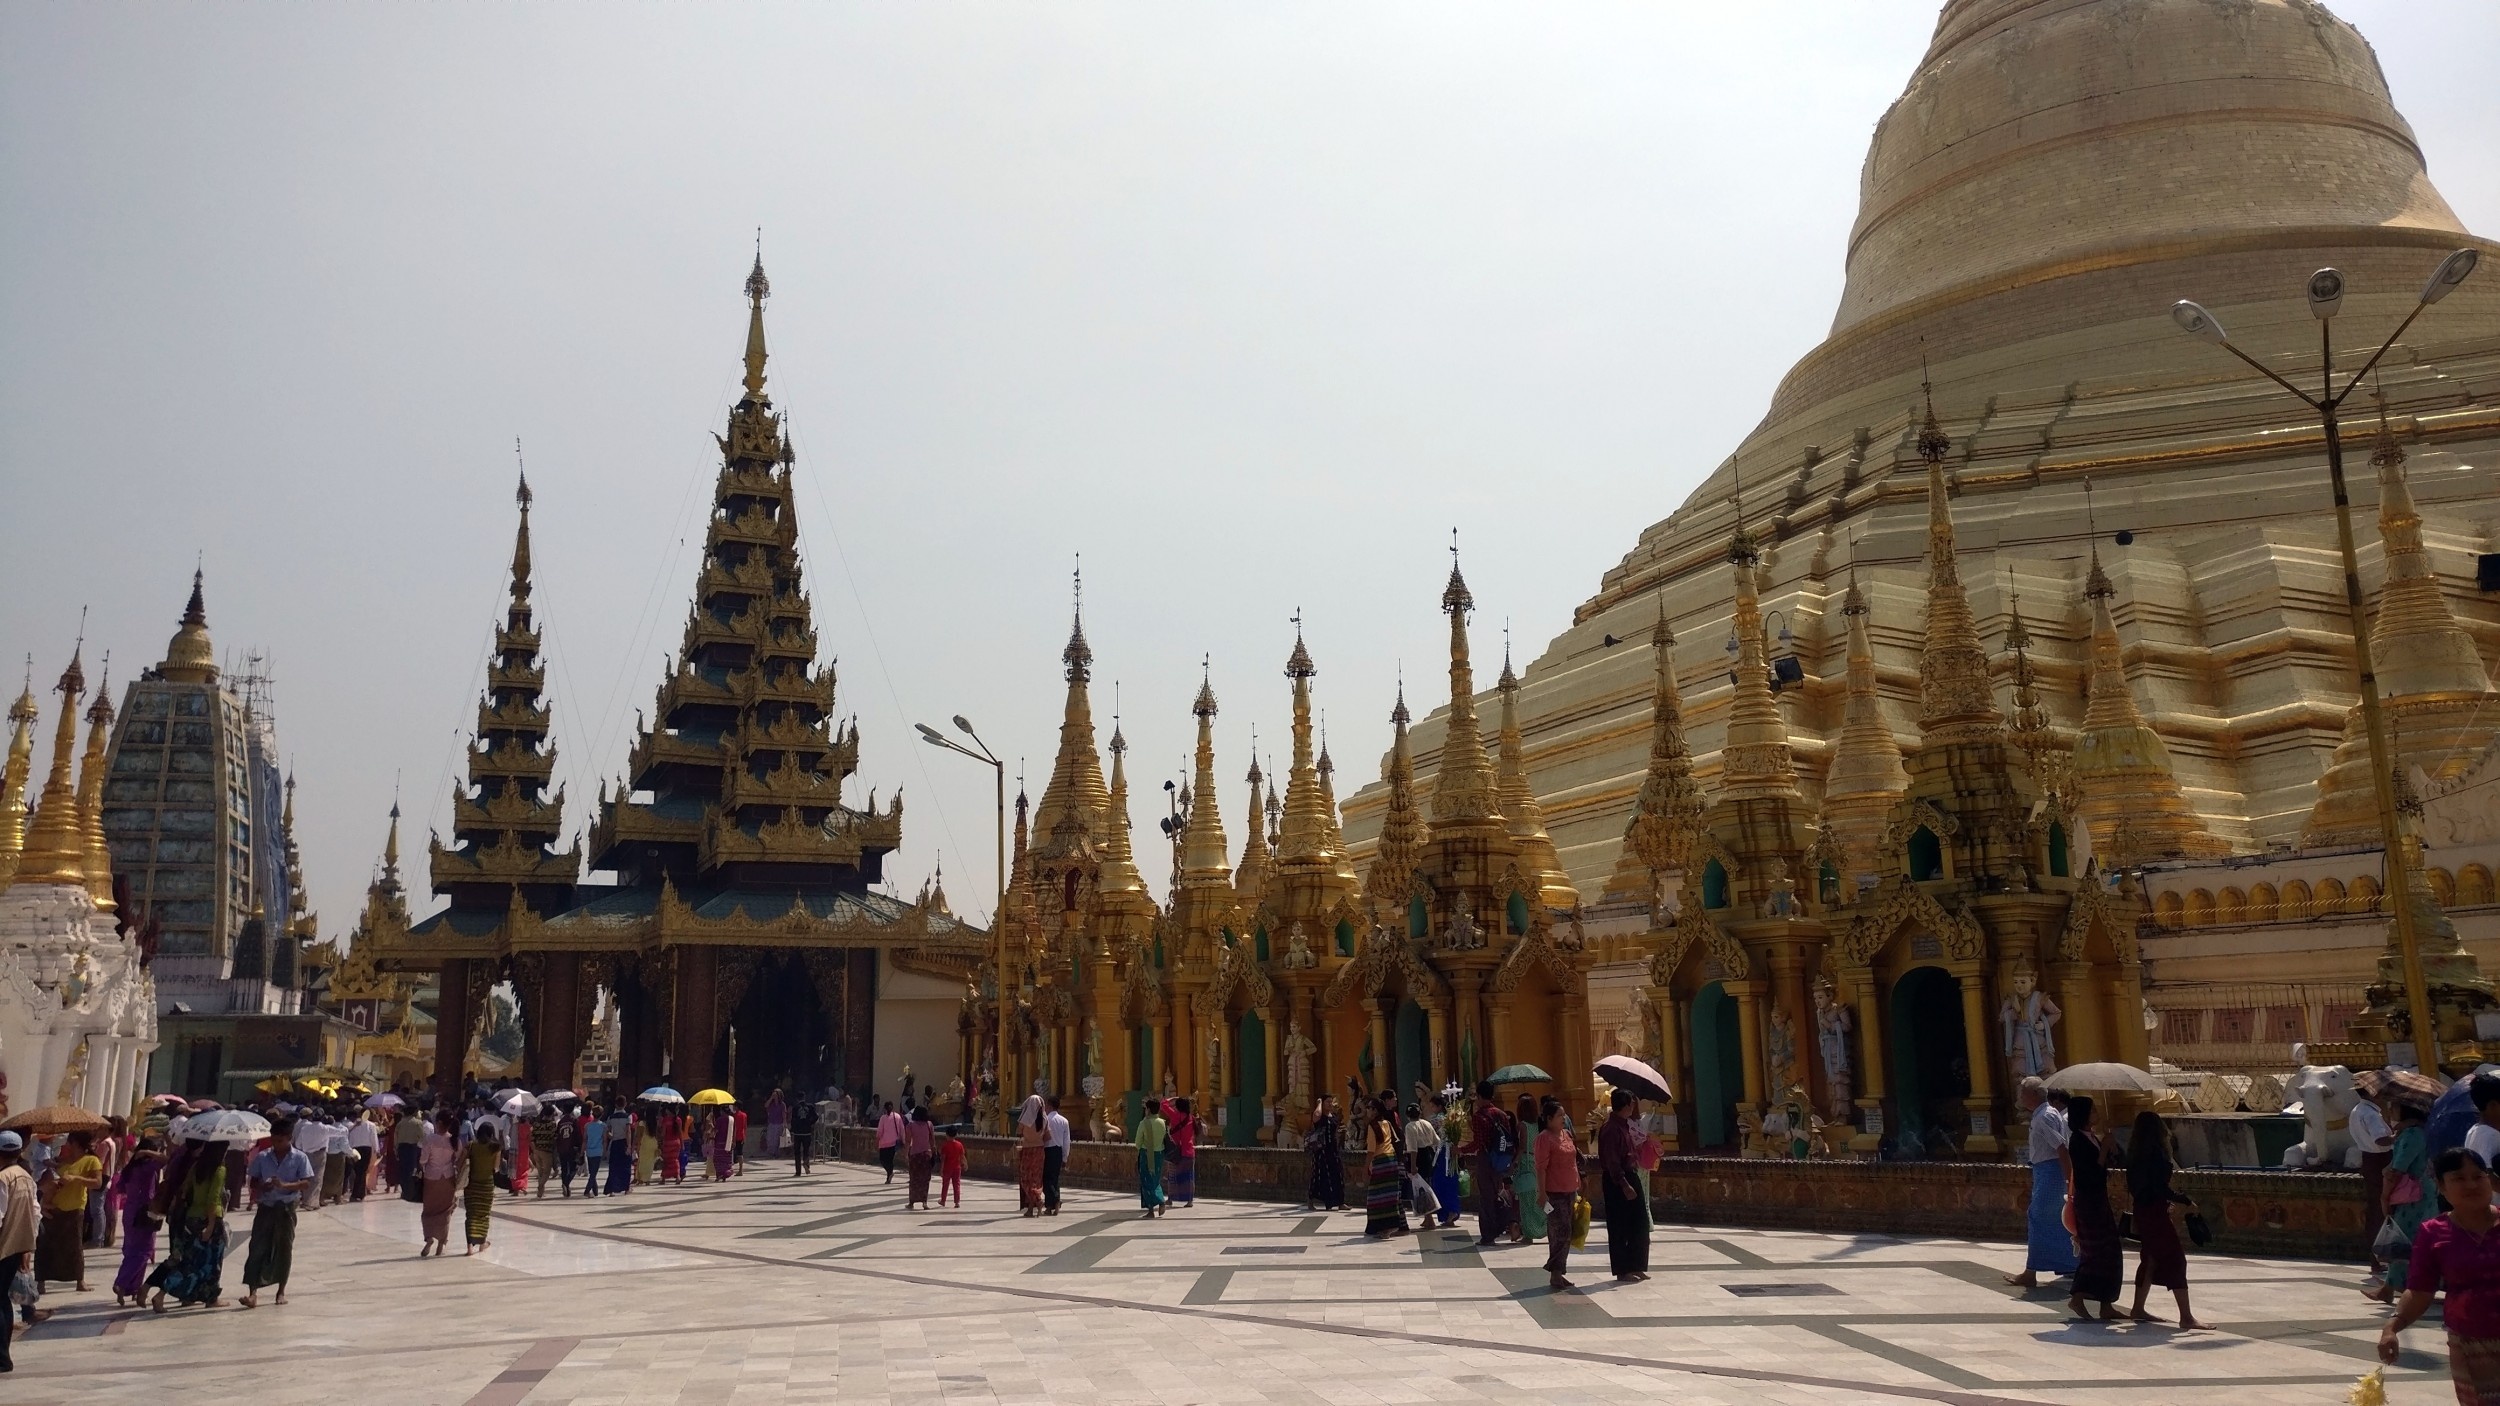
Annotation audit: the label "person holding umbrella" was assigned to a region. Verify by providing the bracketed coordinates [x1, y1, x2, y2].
[0, 1131, 42, 1369]
[1596, 1088, 1650, 1282]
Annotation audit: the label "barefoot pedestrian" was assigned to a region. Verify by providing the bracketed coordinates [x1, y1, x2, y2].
[1534, 1098, 1580, 1293]
[238, 1117, 314, 1308]
[2065, 1095, 2124, 1321]
[2124, 1111, 2205, 1329]
[2380, 1146, 2500, 1401]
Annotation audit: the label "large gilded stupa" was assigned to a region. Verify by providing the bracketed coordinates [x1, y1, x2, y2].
[1349, 0, 2500, 899]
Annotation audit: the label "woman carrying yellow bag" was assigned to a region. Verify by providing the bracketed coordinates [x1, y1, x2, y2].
[1571, 1193, 1593, 1250]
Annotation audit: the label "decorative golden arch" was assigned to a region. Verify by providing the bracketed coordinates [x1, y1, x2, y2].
[1489, 913, 1575, 995]
[1837, 876, 1983, 966]
[2056, 877, 2142, 963]
[1191, 938, 1277, 1018]
[1881, 798, 1961, 851]
[1119, 940, 1167, 1021]
[1321, 921, 1449, 1009]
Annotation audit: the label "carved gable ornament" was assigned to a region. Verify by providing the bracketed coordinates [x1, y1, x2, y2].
[1838, 876, 1983, 966]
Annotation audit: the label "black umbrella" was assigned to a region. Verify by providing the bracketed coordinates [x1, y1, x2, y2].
[1593, 1055, 1674, 1103]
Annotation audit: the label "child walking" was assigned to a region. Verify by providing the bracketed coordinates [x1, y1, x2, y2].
[939, 1129, 966, 1207]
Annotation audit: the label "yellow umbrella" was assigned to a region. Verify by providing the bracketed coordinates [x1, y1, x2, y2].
[689, 1088, 736, 1106]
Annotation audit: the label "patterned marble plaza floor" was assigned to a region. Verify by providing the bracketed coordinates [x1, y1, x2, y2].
[1, 1158, 2446, 1405]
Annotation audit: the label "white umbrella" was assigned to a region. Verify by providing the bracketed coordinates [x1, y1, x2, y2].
[491, 1089, 543, 1118]
[363, 1092, 405, 1109]
[1593, 1054, 1676, 1103]
[184, 1109, 272, 1145]
[2044, 1062, 2165, 1095]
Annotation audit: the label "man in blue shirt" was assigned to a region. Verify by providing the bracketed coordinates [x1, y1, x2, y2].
[240, 1118, 315, 1309]
[581, 1106, 607, 1197]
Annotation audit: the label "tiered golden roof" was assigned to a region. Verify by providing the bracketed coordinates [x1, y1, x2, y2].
[587, 255, 900, 885]
[431, 470, 582, 908]
[1032, 585, 1112, 862]
[2304, 404, 2500, 844]
[1234, 751, 1273, 905]
[1427, 558, 1502, 829]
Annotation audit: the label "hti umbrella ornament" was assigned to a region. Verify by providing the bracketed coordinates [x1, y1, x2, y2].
[1593, 1055, 1674, 1103]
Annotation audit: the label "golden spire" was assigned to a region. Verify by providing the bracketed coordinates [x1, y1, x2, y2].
[161, 567, 217, 685]
[742, 244, 771, 402]
[2073, 542, 2224, 859]
[1429, 542, 1502, 824]
[1912, 389, 2001, 740]
[1275, 615, 1332, 868]
[0, 660, 36, 886]
[1495, 638, 1577, 908]
[1315, 721, 1356, 889]
[1008, 782, 1031, 891]
[1234, 746, 1273, 902]
[1180, 663, 1231, 886]
[1604, 596, 1706, 902]
[2306, 398, 2499, 842]
[1098, 714, 1148, 899]
[16, 646, 89, 888]
[1820, 569, 1909, 875]
[1363, 679, 1423, 914]
[76, 656, 116, 913]
[1718, 518, 1798, 799]
[1032, 565, 1112, 855]
[383, 798, 402, 883]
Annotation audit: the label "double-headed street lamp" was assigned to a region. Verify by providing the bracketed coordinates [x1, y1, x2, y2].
[918, 716, 1007, 1087]
[2171, 247, 2479, 1070]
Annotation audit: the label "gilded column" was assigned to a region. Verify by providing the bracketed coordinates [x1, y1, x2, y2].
[1367, 1006, 1390, 1095]
[1955, 965, 2000, 1154]
[1846, 968, 1886, 1153]
[1728, 978, 1768, 1153]
[1651, 984, 1684, 1151]
[1425, 1004, 1451, 1091]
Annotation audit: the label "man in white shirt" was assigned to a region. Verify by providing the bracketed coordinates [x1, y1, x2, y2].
[2351, 1091, 2395, 1273]
[2005, 1077, 2075, 1289]
[296, 1114, 330, 1209]
[345, 1113, 378, 1202]
[1041, 1095, 1073, 1216]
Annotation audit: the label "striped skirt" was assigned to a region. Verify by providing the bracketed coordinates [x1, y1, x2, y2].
[1364, 1153, 1407, 1237]
[2450, 1332, 2500, 1405]
[464, 1179, 495, 1246]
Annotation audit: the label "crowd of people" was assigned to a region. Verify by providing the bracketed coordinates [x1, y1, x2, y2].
[1284, 1078, 1658, 1293]
[0, 1080, 834, 1375]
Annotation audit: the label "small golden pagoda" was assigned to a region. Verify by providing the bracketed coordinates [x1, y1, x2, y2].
[2071, 544, 2226, 863]
[2304, 403, 2500, 845]
[1, 664, 40, 892]
[1818, 572, 1909, 886]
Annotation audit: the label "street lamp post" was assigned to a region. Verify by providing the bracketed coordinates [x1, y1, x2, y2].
[2171, 247, 2479, 1071]
[918, 717, 1007, 1101]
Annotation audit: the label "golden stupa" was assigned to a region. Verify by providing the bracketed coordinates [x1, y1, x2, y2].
[1349, 0, 2500, 895]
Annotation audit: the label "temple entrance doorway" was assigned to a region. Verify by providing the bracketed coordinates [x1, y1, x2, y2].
[1691, 981, 1743, 1150]
[718, 952, 836, 1108]
[1888, 965, 1969, 1157]
[1226, 1010, 1267, 1146]
[1393, 999, 1429, 1096]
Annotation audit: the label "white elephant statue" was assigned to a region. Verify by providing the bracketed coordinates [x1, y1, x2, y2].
[2281, 1063, 2361, 1170]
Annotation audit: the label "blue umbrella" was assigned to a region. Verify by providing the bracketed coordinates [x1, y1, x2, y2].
[2429, 1078, 2478, 1162]
[638, 1085, 687, 1104]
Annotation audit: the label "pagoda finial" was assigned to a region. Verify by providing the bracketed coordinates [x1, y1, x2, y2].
[162, 566, 217, 684]
[1912, 391, 2001, 739]
[1364, 674, 1425, 914]
[0, 655, 38, 880]
[1717, 524, 1796, 800]
[1494, 624, 1573, 906]
[509, 446, 536, 601]
[15, 642, 90, 887]
[742, 237, 771, 401]
[1604, 590, 1705, 900]
[76, 652, 116, 912]
[1277, 612, 1329, 869]
[1431, 537, 1501, 824]
[1182, 659, 1230, 886]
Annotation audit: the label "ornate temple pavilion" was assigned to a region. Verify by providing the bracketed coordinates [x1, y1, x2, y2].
[1341, 0, 2500, 1151]
[366, 257, 984, 1102]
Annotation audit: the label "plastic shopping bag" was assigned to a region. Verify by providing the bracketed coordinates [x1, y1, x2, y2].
[1570, 1194, 1592, 1250]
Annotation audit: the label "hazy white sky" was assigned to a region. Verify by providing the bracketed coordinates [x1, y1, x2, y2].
[5, 2, 2494, 933]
